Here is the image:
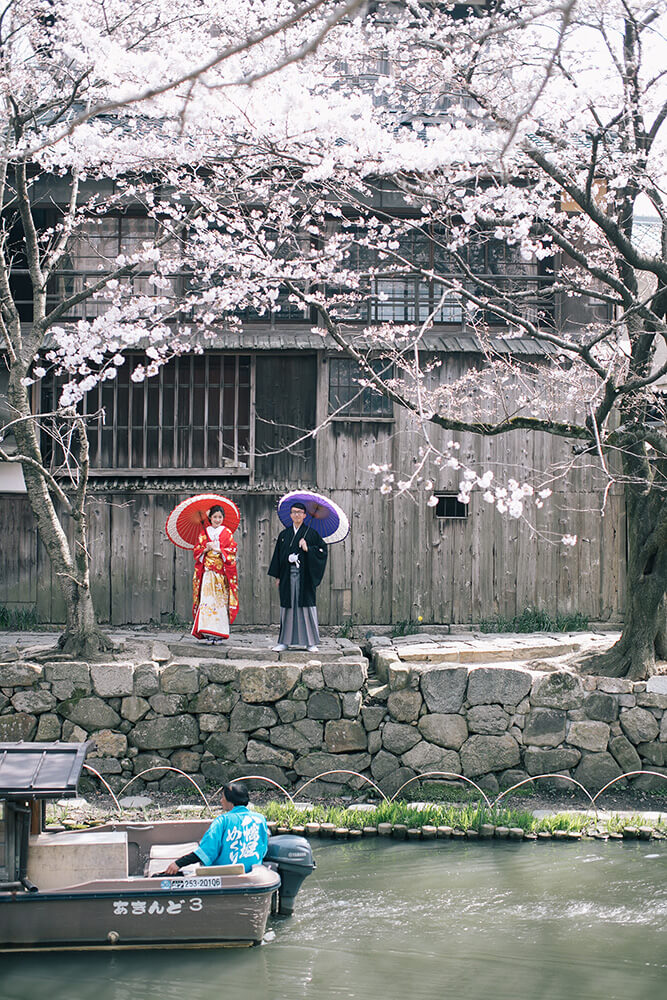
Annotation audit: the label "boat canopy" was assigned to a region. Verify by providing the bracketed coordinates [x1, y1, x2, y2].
[0, 742, 90, 800]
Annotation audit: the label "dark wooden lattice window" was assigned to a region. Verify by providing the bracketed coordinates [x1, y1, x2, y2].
[0, 801, 6, 880]
[51, 216, 182, 320]
[42, 352, 252, 473]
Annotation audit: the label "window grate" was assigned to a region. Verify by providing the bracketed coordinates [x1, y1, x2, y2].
[328, 358, 393, 418]
[41, 352, 252, 473]
[434, 493, 469, 519]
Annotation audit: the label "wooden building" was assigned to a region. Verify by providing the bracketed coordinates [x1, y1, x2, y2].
[0, 185, 626, 628]
[0, 340, 626, 629]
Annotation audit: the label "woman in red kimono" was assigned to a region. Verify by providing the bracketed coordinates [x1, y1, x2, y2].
[192, 506, 239, 641]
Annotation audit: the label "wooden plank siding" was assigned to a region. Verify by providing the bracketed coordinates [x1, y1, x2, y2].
[0, 348, 627, 627]
[0, 496, 37, 607]
[0, 486, 627, 627]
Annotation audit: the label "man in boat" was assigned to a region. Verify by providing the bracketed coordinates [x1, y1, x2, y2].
[165, 782, 268, 874]
[268, 501, 328, 653]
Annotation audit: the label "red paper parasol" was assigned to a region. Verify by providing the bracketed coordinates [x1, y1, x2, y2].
[166, 493, 241, 550]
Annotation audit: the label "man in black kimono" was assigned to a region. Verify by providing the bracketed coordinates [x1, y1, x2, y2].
[268, 501, 328, 652]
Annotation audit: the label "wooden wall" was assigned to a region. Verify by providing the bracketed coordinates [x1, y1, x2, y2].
[0, 349, 627, 627]
[0, 487, 626, 628]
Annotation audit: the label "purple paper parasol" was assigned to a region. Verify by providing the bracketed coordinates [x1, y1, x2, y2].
[277, 491, 350, 544]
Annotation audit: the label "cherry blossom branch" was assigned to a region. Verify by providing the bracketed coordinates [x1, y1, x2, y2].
[20, 0, 365, 159]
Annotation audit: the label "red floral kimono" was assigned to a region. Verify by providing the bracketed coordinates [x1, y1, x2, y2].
[192, 526, 239, 640]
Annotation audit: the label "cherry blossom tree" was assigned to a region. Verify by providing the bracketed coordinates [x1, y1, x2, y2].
[327, 0, 667, 679]
[3, 0, 665, 679]
[0, 0, 363, 656]
[176, 0, 666, 678]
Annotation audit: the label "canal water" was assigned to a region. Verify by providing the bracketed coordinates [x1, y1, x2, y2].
[2, 839, 665, 1000]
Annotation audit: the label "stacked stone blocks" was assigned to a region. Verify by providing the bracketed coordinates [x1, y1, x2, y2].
[1, 641, 666, 797]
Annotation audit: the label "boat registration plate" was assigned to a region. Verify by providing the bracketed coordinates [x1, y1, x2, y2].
[160, 876, 222, 890]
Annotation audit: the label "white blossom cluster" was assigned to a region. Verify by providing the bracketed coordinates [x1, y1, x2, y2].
[368, 441, 576, 545]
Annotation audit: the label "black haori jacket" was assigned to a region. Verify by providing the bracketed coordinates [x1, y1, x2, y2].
[268, 524, 328, 608]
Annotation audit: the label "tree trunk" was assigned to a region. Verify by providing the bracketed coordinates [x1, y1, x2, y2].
[56, 575, 115, 658]
[587, 472, 667, 680]
[8, 372, 112, 659]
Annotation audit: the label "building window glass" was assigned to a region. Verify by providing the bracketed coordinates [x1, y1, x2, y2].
[332, 225, 465, 324]
[51, 216, 182, 319]
[328, 358, 393, 418]
[327, 223, 554, 326]
[434, 493, 469, 519]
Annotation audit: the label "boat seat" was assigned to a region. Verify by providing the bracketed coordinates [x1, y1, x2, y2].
[144, 840, 199, 878]
[143, 842, 247, 878]
[148, 841, 199, 860]
[195, 864, 245, 876]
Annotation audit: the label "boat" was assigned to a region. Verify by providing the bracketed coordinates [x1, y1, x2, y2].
[0, 741, 315, 951]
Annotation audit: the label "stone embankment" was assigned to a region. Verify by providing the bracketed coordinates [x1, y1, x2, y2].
[0, 630, 665, 798]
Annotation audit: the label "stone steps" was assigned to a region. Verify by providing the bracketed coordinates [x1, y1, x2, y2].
[167, 640, 363, 665]
[366, 631, 620, 680]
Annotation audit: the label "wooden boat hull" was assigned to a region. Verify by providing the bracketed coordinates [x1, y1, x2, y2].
[0, 812, 316, 952]
[0, 870, 280, 951]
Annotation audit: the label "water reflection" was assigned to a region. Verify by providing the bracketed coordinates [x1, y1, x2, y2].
[2, 841, 665, 1000]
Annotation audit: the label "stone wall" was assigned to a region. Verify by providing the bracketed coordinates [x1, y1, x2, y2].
[1, 642, 666, 798]
[370, 647, 667, 796]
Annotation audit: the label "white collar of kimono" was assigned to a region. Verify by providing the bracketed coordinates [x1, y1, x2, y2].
[207, 525, 224, 539]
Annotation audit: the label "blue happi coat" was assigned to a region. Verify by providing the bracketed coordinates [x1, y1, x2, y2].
[195, 806, 268, 872]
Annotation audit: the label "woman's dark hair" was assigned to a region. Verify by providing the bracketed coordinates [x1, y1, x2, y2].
[223, 782, 249, 806]
[208, 505, 224, 519]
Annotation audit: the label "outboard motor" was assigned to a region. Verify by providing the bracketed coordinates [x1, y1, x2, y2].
[265, 834, 316, 915]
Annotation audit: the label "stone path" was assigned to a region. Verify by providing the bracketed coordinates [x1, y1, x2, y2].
[367, 630, 622, 678]
[0, 627, 363, 665]
[0, 625, 620, 666]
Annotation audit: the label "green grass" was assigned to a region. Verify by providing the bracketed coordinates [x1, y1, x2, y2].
[262, 800, 539, 833]
[45, 797, 666, 839]
[259, 800, 666, 837]
[337, 619, 355, 639]
[604, 812, 662, 834]
[391, 618, 422, 637]
[479, 607, 589, 634]
[0, 605, 39, 630]
[532, 812, 589, 834]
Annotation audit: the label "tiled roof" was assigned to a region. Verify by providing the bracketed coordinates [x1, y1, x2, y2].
[33, 322, 554, 356]
[197, 326, 554, 356]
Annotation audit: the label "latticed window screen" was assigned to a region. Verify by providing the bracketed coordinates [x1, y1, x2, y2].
[328, 358, 393, 418]
[332, 226, 464, 324]
[327, 224, 550, 325]
[52, 216, 182, 319]
[43, 353, 252, 471]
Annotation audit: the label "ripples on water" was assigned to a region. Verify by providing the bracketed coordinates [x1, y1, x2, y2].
[2, 841, 665, 1000]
